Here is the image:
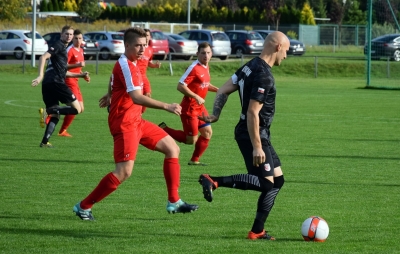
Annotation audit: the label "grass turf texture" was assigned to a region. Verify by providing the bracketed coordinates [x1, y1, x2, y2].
[0, 67, 399, 253]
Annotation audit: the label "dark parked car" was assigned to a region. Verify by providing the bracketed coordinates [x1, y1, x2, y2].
[225, 30, 264, 57]
[43, 32, 99, 60]
[364, 34, 400, 61]
[254, 30, 306, 56]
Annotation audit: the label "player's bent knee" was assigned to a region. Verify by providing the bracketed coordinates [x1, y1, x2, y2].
[259, 177, 274, 193]
[274, 175, 285, 189]
[185, 136, 197, 145]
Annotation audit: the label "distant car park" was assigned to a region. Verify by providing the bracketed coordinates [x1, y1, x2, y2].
[84, 31, 124, 60]
[164, 33, 198, 60]
[0, 30, 48, 59]
[225, 30, 264, 57]
[364, 34, 400, 61]
[254, 30, 306, 56]
[43, 32, 99, 60]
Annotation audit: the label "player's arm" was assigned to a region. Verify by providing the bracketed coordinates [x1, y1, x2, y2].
[67, 62, 85, 69]
[148, 60, 161, 68]
[99, 76, 112, 108]
[198, 77, 237, 123]
[177, 82, 205, 105]
[207, 83, 219, 92]
[31, 52, 51, 87]
[129, 89, 181, 116]
[247, 99, 264, 167]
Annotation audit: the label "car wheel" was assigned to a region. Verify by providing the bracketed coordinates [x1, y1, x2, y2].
[169, 49, 176, 60]
[392, 49, 400, 61]
[219, 55, 229, 60]
[100, 49, 111, 60]
[14, 48, 25, 60]
[235, 47, 244, 58]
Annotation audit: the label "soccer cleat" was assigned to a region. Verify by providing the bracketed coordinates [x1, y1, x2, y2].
[188, 161, 207, 166]
[39, 142, 54, 148]
[58, 130, 72, 137]
[73, 202, 95, 221]
[158, 122, 167, 129]
[247, 230, 276, 240]
[166, 199, 199, 214]
[39, 108, 47, 128]
[198, 174, 218, 202]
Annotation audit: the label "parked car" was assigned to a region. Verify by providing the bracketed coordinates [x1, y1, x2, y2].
[364, 34, 400, 61]
[254, 30, 306, 56]
[0, 30, 48, 59]
[179, 29, 231, 60]
[164, 33, 198, 60]
[149, 29, 170, 60]
[84, 31, 124, 60]
[225, 30, 264, 57]
[42, 32, 99, 60]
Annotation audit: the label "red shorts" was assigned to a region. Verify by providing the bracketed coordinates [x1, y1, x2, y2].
[113, 119, 168, 163]
[65, 80, 83, 101]
[180, 106, 209, 136]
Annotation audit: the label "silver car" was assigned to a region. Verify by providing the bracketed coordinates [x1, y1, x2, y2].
[0, 30, 48, 59]
[179, 29, 231, 60]
[164, 33, 198, 60]
[84, 31, 124, 60]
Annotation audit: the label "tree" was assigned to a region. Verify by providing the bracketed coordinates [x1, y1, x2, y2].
[327, 0, 344, 25]
[40, 0, 49, 12]
[300, 1, 316, 25]
[343, 0, 366, 25]
[76, 0, 103, 22]
[0, 0, 30, 21]
[314, 0, 327, 20]
[63, 0, 78, 12]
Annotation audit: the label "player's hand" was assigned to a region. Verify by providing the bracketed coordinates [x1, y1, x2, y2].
[198, 112, 218, 123]
[252, 147, 265, 167]
[79, 61, 85, 67]
[31, 76, 43, 87]
[83, 71, 90, 83]
[155, 61, 161, 68]
[99, 94, 111, 108]
[166, 103, 181, 116]
[195, 95, 205, 105]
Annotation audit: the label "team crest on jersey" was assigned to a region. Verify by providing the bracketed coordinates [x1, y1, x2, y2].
[264, 163, 271, 171]
[258, 87, 265, 94]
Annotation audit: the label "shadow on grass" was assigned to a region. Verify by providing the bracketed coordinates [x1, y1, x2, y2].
[359, 86, 400, 91]
[287, 154, 400, 161]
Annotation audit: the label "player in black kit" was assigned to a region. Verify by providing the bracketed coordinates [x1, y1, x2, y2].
[198, 31, 290, 240]
[31, 25, 89, 147]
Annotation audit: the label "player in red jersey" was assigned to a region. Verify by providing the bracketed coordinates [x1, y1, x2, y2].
[72, 27, 198, 220]
[137, 29, 161, 113]
[159, 42, 219, 166]
[58, 29, 90, 137]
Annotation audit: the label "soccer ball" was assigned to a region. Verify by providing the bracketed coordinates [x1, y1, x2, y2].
[301, 216, 329, 242]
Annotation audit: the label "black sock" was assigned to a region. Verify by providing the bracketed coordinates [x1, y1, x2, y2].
[41, 117, 59, 144]
[47, 106, 78, 115]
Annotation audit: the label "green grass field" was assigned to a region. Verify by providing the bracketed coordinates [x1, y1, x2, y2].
[0, 65, 399, 253]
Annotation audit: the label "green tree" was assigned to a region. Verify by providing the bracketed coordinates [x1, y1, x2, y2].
[0, 0, 30, 21]
[314, 0, 327, 20]
[53, 0, 60, 11]
[63, 0, 78, 11]
[40, 0, 49, 12]
[76, 0, 103, 22]
[300, 1, 316, 25]
[343, 0, 366, 25]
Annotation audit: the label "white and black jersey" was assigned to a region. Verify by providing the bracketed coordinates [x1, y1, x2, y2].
[232, 57, 276, 141]
[42, 40, 68, 85]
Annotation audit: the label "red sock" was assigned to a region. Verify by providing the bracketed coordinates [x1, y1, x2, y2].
[163, 158, 180, 203]
[191, 136, 210, 162]
[164, 127, 186, 143]
[80, 172, 121, 209]
[60, 114, 75, 133]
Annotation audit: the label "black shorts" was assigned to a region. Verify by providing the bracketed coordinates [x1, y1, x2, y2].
[42, 81, 76, 108]
[236, 139, 281, 178]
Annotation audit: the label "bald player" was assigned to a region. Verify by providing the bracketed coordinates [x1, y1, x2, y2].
[198, 31, 290, 240]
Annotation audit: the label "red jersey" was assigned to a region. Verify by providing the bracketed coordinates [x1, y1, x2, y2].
[179, 60, 211, 112]
[108, 55, 143, 135]
[137, 46, 153, 76]
[65, 45, 84, 85]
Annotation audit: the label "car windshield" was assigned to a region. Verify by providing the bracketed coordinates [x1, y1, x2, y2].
[169, 34, 186, 41]
[248, 32, 263, 40]
[111, 34, 124, 40]
[211, 32, 229, 41]
[373, 35, 398, 42]
[24, 32, 42, 39]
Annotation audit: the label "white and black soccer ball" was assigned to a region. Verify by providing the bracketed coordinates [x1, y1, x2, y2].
[301, 216, 329, 242]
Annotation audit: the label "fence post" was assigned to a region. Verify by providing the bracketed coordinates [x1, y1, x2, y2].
[314, 56, 318, 78]
[387, 57, 390, 78]
[95, 52, 99, 75]
[169, 53, 173, 76]
[22, 52, 26, 74]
